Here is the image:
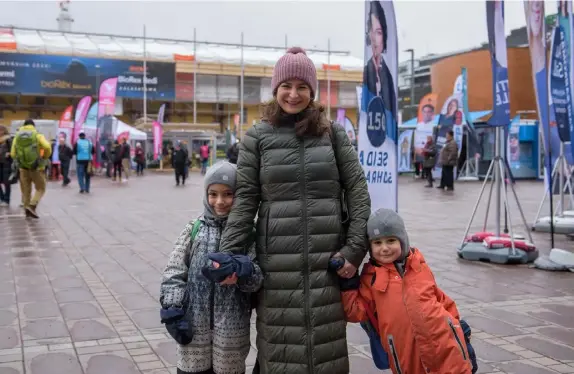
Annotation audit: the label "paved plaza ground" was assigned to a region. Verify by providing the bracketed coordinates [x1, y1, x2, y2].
[0, 172, 573, 374]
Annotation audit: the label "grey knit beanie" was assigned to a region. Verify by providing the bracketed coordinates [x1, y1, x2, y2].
[271, 47, 317, 98]
[367, 208, 410, 261]
[203, 161, 237, 218]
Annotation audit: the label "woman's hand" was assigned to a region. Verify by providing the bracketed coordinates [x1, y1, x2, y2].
[333, 253, 357, 279]
[219, 273, 238, 285]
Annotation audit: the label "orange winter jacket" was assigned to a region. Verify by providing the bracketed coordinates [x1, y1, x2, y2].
[342, 248, 472, 374]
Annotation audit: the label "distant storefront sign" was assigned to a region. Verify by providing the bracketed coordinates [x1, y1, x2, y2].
[0, 52, 175, 99]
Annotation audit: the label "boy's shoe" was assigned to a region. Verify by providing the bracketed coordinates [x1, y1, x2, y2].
[80, 190, 85, 194]
[0, 201, 8, 207]
[25, 205, 39, 219]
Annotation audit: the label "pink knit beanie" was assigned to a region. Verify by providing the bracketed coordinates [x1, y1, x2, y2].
[271, 47, 317, 98]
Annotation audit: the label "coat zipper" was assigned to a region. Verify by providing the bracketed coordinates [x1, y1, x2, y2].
[300, 140, 314, 374]
[447, 318, 467, 360]
[387, 335, 402, 374]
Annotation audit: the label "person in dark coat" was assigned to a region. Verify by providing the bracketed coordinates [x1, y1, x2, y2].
[438, 130, 458, 191]
[421, 135, 437, 188]
[0, 125, 13, 206]
[57, 136, 73, 186]
[226, 141, 239, 164]
[218, 47, 371, 374]
[172, 141, 188, 186]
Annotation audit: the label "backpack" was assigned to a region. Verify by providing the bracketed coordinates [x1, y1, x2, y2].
[15, 129, 40, 170]
[358, 299, 391, 370]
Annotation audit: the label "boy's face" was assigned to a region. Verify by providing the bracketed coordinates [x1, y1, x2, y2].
[370, 236, 402, 264]
[207, 184, 234, 217]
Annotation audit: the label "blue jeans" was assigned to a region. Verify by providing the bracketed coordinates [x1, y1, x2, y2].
[76, 162, 91, 192]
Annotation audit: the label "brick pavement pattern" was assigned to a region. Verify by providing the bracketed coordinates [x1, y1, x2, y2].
[0, 173, 573, 374]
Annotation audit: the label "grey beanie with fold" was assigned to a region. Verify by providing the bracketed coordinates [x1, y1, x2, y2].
[203, 161, 237, 218]
[367, 208, 410, 261]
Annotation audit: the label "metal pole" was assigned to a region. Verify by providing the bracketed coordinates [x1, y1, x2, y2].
[143, 25, 147, 125]
[193, 28, 197, 124]
[558, 142, 565, 217]
[327, 38, 331, 120]
[546, 71, 556, 249]
[409, 49, 415, 114]
[285, 34, 288, 49]
[240, 32, 245, 140]
[495, 127, 502, 236]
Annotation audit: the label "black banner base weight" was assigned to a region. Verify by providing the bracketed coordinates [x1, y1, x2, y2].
[457, 242, 538, 265]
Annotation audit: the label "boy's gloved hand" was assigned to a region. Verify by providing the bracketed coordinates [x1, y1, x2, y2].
[328, 257, 345, 272]
[201, 253, 254, 283]
[338, 273, 360, 291]
[160, 307, 192, 345]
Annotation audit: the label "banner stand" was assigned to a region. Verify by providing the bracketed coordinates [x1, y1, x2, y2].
[457, 126, 538, 264]
[532, 142, 574, 233]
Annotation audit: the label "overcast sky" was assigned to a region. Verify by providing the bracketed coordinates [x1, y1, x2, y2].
[0, 0, 556, 63]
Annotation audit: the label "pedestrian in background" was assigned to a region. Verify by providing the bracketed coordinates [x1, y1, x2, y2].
[0, 125, 13, 207]
[10, 119, 52, 218]
[58, 136, 73, 187]
[120, 137, 131, 182]
[74, 131, 94, 194]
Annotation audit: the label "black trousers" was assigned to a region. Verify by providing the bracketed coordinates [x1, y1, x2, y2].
[423, 167, 434, 185]
[113, 162, 122, 179]
[175, 165, 186, 184]
[136, 162, 144, 175]
[440, 165, 455, 189]
[61, 160, 71, 184]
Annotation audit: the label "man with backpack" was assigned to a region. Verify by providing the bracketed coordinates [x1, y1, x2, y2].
[10, 119, 52, 218]
[73, 132, 94, 194]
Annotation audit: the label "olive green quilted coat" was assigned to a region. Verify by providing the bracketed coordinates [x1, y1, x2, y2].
[219, 121, 371, 374]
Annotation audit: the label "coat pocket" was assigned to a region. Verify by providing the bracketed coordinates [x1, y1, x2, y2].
[447, 318, 467, 361]
[387, 335, 402, 374]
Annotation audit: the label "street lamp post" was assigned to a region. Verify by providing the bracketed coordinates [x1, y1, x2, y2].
[404, 49, 415, 117]
[95, 64, 100, 97]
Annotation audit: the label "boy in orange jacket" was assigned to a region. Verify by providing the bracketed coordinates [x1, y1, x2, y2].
[339, 208, 475, 374]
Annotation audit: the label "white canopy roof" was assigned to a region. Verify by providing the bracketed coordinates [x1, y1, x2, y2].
[4, 27, 364, 71]
[115, 118, 147, 141]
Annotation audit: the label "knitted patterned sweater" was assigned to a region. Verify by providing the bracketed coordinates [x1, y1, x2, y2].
[160, 215, 263, 374]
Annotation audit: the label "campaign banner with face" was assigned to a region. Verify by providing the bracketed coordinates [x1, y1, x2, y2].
[359, 0, 398, 212]
[524, 0, 561, 186]
[414, 93, 437, 163]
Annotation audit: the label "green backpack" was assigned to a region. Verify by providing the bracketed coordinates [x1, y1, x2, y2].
[15, 129, 40, 170]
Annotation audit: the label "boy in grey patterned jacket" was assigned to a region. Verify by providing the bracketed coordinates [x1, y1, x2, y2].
[160, 161, 263, 374]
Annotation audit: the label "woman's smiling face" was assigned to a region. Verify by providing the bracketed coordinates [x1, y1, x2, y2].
[276, 79, 312, 114]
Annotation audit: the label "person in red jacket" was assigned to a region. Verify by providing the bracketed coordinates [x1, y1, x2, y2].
[340, 208, 473, 374]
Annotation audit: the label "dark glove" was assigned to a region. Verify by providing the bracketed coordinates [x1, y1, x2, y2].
[339, 273, 360, 291]
[201, 253, 254, 283]
[328, 257, 345, 272]
[160, 307, 192, 345]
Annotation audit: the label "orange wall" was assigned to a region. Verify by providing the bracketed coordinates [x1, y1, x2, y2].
[430, 47, 538, 119]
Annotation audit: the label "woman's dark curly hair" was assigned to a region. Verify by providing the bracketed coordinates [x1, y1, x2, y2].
[260, 99, 331, 138]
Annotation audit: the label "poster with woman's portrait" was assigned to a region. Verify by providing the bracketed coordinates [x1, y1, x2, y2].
[524, 0, 561, 185]
[358, 0, 398, 212]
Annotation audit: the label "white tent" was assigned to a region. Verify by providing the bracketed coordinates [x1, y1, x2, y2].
[114, 118, 147, 141]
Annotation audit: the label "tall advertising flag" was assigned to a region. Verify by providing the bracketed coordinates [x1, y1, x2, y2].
[57, 105, 74, 147]
[550, 24, 573, 143]
[72, 96, 92, 144]
[97, 78, 118, 166]
[152, 103, 166, 161]
[486, 0, 510, 126]
[359, 0, 398, 212]
[83, 102, 99, 146]
[524, 0, 560, 187]
[570, 0, 574, 160]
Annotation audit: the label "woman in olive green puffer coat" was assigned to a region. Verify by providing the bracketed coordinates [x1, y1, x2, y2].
[218, 47, 371, 374]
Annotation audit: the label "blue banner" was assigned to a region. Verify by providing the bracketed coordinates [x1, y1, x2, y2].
[486, 0, 511, 126]
[550, 25, 573, 142]
[359, 0, 398, 212]
[0, 52, 175, 100]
